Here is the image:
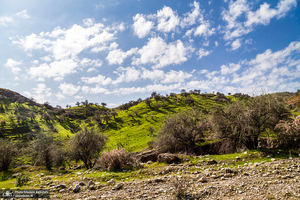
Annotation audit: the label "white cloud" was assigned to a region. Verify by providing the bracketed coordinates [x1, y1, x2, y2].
[106, 48, 138, 65]
[28, 59, 78, 80]
[196, 48, 212, 59]
[81, 75, 112, 85]
[222, 0, 297, 40]
[81, 86, 108, 94]
[5, 59, 22, 74]
[113, 67, 141, 84]
[180, 1, 201, 28]
[215, 41, 219, 47]
[156, 6, 180, 32]
[132, 37, 194, 69]
[220, 63, 241, 74]
[162, 70, 193, 83]
[0, 16, 13, 26]
[194, 23, 215, 37]
[141, 68, 165, 81]
[133, 14, 154, 38]
[59, 82, 81, 96]
[16, 10, 31, 19]
[27, 84, 52, 103]
[231, 38, 242, 50]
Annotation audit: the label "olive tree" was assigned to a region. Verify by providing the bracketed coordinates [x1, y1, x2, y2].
[70, 127, 107, 169]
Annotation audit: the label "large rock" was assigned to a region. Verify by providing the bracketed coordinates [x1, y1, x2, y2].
[157, 153, 180, 164]
[136, 150, 159, 162]
[73, 184, 81, 193]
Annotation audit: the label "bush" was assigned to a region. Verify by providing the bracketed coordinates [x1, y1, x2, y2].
[155, 109, 208, 154]
[0, 139, 17, 171]
[15, 173, 30, 187]
[98, 148, 137, 171]
[172, 177, 189, 200]
[70, 127, 107, 169]
[276, 115, 300, 149]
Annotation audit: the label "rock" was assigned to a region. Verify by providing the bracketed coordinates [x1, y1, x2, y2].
[107, 179, 115, 185]
[85, 196, 97, 200]
[113, 183, 124, 190]
[225, 168, 234, 173]
[59, 189, 65, 193]
[12, 173, 21, 178]
[154, 178, 163, 183]
[199, 177, 208, 183]
[42, 177, 51, 181]
[89, 185, 96, 190]
[210, 174, 218, 179]
[157, 153, 180, 164]
[73, 184, 81, 193]
[87, 180, 94, 187]
[78, 181, 86, 186]
[40, 173, 45, 177]
[136, 149, 159, 162]
[224, 173, 233, 178]
[57, 184, 66, 189]
[207, 159, 218, 165]
[58, 166, 65, 170]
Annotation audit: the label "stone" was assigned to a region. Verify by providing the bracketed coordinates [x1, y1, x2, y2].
[207, 159, 218, 165]
[87, 180, 94, 187]
[157, 153, 180, 164]
[113, 183, 124, 190]
[89, 185, 96, 190]
[73, 184, 81, 193]
[78, 181, 86, 186]
[225, 168, 234, 173]
[85, 196, 97, 200]
[199, 177, 208, 183]
[107, 179, 115, 185]
[12, 173, 21, 178]
[57, 184, 66, 189]
[154, 178, 163, 183]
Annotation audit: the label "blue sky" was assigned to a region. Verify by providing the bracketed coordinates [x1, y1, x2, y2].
[1, 0, 299, 107]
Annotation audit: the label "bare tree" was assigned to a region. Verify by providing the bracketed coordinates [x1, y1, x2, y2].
[0, 139, 17, 171]
[70, 127, 107, 169]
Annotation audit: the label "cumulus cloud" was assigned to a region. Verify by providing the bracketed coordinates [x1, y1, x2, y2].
[196, 48, 212, 59]
[59, 82, 81, 96]
[113, 67, 141, 84]
[24, 84, 52, 103]
[5, 59, 22, 74]
[161, 70, 193, 83]
[200, 41, 300, 94]
[180, 1, 202, 28]
[81, 75, 112, 85]
[132, 37, 194, 69]
[156, 6, 180, 32]
[231, 39, 242, 50]
[133, 14, 154, 38]
[222, 0, 297, 40]
[106, 48, 138, 65]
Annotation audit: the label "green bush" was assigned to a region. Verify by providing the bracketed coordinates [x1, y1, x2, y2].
[15, 173, 30, 187]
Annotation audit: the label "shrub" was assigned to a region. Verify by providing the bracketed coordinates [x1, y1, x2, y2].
[15, 173, 30, 187]
[70, 127, 107, 169]
[98, 148, 137, 171]
[276, 115, 300, 149]
[155, 109, 208, 154]
[0, 139, 17, 171]
[172, 177, 189, 200]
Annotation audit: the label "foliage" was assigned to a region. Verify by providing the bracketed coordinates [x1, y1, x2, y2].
[15, 173, 30, 187]
[0, 139, 17, 171]
[276, 115, 300, 149]
[98, 147, 138, 171]
[32, 133, 56, 170]
[155, 109, 208, 153]
[172, 177, 189, 200]
[211, 93, 289, 150]
[70, 126, 107, 169]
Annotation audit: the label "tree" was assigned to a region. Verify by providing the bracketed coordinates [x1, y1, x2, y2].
[211, 94, 289, 150]
[155, 109, 207, 153]
[0, 139, 17, 171]
[101, 102, 107, 107]
[145, 98, 152, 107]
[276, 115, 300, 149]
[70, 127, 107, 169]
[32, 134, 56, 170]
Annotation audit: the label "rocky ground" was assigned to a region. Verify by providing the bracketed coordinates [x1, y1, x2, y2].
[45, 156, 300, 200]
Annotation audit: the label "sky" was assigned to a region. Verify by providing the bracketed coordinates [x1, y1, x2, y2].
[0, 0, 300, 108]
